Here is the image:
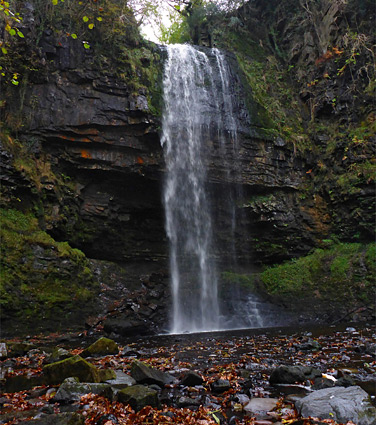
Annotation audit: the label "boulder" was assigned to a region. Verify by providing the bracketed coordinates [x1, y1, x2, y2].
[43, 355, 102, 384]
[130, 360, 174, 386]
[117, 385, 159, 411]
[295, 386, 376, 425]
[98, 369, 116, 382]
[211, 379, 231, 393]
[180, 371, 204, 387]
[47, 347, 72, 364]
[105, 370, 136, 389]
[81, 337, 119, 357]
[177, 396, 200, 408]
[269, 365, 321, 384]
[17, 412, 85, 425]
[54, 377, 113, 402]
[8, 342, 36, 357]
[244, 398, 279, 419]
[5, 374, 46, 393]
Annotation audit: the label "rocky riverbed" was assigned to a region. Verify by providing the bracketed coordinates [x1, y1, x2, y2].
[1, 324, 375, 425]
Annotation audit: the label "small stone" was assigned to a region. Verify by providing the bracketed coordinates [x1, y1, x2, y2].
[177, 396, 200, 408]
[211, 379, 231, 393]
[181, 371, 203, 387]
[244, 398, 279, 419]
[0, 343, 7, 359]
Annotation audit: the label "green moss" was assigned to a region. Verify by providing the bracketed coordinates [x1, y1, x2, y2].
[0, 208, 99, 330]
[260, 243, 375, 304]
[221, 271, 255, 290]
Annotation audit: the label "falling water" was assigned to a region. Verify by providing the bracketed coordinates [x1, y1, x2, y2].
[161, 44, 263, 333]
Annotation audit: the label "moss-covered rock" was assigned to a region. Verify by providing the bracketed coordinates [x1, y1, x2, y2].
[259, 242, 376, 321]
[81, 337, 119, 358]
[117, 385, 159, 411]
[43, 355, 101, 384]
[54, 377, 113, 402]
[0, 208, 100, 336]
[130, 360, 174, 386]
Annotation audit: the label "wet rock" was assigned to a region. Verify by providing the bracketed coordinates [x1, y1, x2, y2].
[295, 339, 321, 351]
[0, 343, 7, 360]
[270, 365, 320, 384]
[54, 377, 113, 402]
[177, 396, 200, 408]
[336, 375, 356, 387]
[17, 412, 85, 425]
[7, 342, 36, 357]
[365, 343, 376, 356]
[295, 386, 376, 425]
[117, 385, 159, 411]
[121, 346, 142, 357]
[244, 398, 279, 419]
[180, 371, 204, 386]
[313, 377, 335, 390]
[47, 347, 72, 364]
[43, 355, 102, 384]
[130, 360, 174, 386]
[81, 337, 119, 357]
[4, 374, 46, 393]
[1, 409, 39, 424]
[103, 318, 149, 337]
[97, 414, 118, 425]
[105, 370, 136, 389]
[211, 379, 231, 393]
[98, 369, 116, 382]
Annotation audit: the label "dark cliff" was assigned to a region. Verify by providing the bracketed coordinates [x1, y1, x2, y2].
[1, 0, 374, 334]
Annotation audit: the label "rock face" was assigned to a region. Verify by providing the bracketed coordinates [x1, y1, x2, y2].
[1, 0, 374, 335]
[295, 386, 376, 425]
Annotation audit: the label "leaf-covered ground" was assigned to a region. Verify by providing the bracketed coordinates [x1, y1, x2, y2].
[1, 324, 375, 425]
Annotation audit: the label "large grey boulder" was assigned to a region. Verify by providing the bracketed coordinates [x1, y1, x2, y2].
[295, 386, 376, 425]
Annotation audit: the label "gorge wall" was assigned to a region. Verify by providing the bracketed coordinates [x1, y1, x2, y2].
[1, 0, 374, 335]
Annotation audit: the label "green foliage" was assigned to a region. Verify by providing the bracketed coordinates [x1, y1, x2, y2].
[0, 208, 99, 327]
[159, 16, 191, 45]
[260, 243, 375, 304]
[229, 40, 308, 151]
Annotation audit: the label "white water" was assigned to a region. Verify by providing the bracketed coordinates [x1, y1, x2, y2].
[161, 44, 263, 333]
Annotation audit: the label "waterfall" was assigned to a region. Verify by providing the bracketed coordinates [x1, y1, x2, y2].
[161, 44, 263, 333]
